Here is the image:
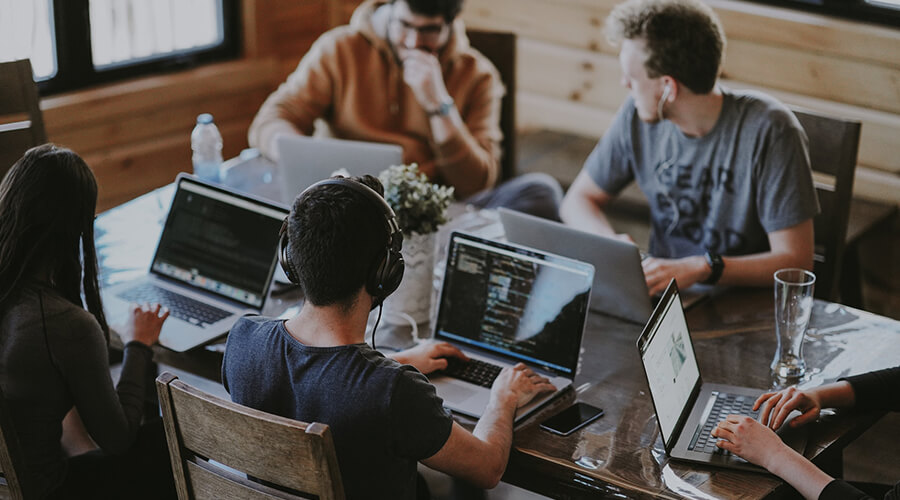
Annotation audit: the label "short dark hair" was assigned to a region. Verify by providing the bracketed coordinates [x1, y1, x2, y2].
[0, 144, 108, 337]
[394, 0, 464, 23]
[288, 175, 390, 310]
[606, 0, 725, 94]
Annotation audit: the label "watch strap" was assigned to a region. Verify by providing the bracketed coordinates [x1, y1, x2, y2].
[427, 97, 455, 117]
[703, 251, 724, 285]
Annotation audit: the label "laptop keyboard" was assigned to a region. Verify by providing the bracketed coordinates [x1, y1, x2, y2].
[442, 358, 503, 388]
[117, 283, 231, 327]
[688, 392, 759, 454]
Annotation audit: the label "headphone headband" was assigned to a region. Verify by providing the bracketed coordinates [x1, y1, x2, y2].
[278, 177, 405, 306]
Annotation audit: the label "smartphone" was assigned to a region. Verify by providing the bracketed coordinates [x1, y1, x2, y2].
[539, 402, 604, 436]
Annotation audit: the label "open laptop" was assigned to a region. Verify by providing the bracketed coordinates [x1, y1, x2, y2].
[499, 208, 651, 324]
[428, 232, 594, 423]
[636, 279, 806, 471]
[276, 135, 403, 203]
[102, 174, 288, 352]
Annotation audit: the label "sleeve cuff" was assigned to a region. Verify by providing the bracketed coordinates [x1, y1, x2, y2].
[818, 479, 872, 500]
[124, 340, 153, 356]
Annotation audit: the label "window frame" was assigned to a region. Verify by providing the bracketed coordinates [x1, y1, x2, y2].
[39, 0, 241, 95]
[744, 0, 900, 28]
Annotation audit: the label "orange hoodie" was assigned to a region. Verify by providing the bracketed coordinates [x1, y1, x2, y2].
[248, 0, 504, 197]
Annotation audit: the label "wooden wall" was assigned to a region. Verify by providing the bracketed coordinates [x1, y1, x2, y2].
[40, 0, 338, 211]
[38, 0, 900, 209]
[460, 0, 900, 206]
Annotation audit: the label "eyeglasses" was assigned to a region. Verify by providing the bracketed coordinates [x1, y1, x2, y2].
[391, 17, 448, 41]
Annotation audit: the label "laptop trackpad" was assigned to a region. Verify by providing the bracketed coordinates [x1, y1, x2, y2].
[437, 379, 482, 403]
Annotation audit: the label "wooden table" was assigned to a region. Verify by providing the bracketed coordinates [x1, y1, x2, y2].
[97, 168, 900, 499]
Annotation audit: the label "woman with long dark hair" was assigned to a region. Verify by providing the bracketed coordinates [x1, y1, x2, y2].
[0, 144, 174, 498]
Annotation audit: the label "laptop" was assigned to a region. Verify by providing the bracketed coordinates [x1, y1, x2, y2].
[636, 279, 807, 471]
[276, 135, 403, 203]
[102, 174, 288, 352]
[499, 208, 652, 324]
[428, 232, 594, 423]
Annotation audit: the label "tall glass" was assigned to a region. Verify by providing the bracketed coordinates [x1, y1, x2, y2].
[772, 269, 816, 381]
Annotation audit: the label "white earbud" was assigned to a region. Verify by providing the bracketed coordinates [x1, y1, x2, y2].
[657, 83, 672, 122]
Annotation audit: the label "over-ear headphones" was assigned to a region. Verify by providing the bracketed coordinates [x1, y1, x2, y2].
[278, 178, 405, 308]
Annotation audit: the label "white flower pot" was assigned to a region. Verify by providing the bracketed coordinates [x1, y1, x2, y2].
[383, 231, 437, 327]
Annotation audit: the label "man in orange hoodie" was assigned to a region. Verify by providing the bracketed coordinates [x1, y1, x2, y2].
[249, 0, 562, 220]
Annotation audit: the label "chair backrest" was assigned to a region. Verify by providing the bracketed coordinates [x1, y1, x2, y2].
[156, 372, 345, 500]
[0, 59, 47, 180]
[467, 30, 517, 182]
[791, 107, 861, 302]
[0, 385, 27, 500]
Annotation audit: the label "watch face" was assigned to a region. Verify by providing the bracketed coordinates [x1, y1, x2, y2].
[439, 98, 454, 116]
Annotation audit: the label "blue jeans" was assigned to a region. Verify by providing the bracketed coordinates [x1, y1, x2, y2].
[464, 173, 563, 221]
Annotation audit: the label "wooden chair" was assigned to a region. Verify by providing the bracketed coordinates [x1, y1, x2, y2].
[0, 385, 28, 500]
[156, 372, 345, 500]
[791, 107, 861, 302]
[467, 30, 517, 182]
[0, 59, 46, 179]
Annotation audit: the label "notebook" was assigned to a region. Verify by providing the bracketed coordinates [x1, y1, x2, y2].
[499, 208, 652, 324]
[636, 279, 807, 471]
[428, 232, 594, 423]
[276, 135, 403, 203]
[102, 174, 288, 352]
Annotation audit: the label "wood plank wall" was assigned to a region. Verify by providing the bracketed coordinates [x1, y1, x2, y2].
[460, 0, 900, 205]
[39, 0, 337, 211]
[36, 0, 900, 209]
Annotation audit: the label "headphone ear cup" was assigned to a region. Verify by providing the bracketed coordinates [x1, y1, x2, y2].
[381, 250, 405, 297]
[366, 248, 405, 304]
[278, 230, 301, 284]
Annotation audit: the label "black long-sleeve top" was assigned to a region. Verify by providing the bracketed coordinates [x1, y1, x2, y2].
[820, 366, 900, 500]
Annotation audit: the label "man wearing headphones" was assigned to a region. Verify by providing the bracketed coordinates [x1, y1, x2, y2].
[221, 175, 555, 499]
[560, 0, 819, 296]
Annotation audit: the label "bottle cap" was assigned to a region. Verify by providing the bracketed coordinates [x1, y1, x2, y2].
[196, 113, 214, 125]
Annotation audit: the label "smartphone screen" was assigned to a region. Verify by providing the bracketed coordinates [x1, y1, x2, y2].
[539, 402, 604, 436]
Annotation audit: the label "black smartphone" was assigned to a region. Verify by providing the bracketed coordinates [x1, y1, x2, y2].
[539, 402, 604, 436]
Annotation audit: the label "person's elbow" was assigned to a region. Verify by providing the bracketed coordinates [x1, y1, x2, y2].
[470, 455, 506, 489]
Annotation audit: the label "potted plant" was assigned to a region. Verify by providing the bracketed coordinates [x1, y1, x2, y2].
[378, 164, 454, 326]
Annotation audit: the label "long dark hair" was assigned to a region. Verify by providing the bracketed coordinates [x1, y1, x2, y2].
[0, 144, 108, 338]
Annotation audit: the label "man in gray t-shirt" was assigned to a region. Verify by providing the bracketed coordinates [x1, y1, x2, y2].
[561, 0, 818, 296]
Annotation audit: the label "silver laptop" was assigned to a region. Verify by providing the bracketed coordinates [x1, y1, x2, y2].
[102, 174, 288, 352]
[637, 279, 807, 471]
[498, 208, 652, 324]
[276, 135, 403, 203]
[429, 232, 594, 423]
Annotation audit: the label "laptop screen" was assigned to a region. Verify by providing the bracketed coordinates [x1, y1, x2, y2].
[434, 233, 594, 377]
[637, 283, 701, 446]
[150, 178, 287, 308]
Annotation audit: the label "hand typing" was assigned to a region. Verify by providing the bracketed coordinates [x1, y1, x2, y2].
[119, 302, 169, 347]
[754, 386, 822, 430]
[491, 363, 556, 409]
[392, 340, 468, 375]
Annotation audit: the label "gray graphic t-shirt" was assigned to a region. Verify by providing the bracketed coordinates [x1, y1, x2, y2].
[585, 88, 819, 258]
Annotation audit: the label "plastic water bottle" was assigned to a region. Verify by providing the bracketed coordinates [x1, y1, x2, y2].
[191, 113, 223, 183]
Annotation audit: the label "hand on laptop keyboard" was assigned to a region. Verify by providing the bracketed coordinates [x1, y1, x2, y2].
[118, 302, 169, 347]
[491, 363, 556, 409]
[390, 341, 469, 375]
[711, 415, 786, 468]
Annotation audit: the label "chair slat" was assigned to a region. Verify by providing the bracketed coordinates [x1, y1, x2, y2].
[0, 59, 46, 179]
[157, 373, 345, 500]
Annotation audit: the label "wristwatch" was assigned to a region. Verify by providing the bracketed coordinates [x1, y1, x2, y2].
[703, 251, 724, 285]
[427, 97, 455, 117]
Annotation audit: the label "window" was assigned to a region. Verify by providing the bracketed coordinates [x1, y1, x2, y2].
[746, 0, 900, 28]
[0, 0, 240, 95]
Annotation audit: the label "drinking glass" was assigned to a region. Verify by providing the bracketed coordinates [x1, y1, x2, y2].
[771, 269, 816, 381]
